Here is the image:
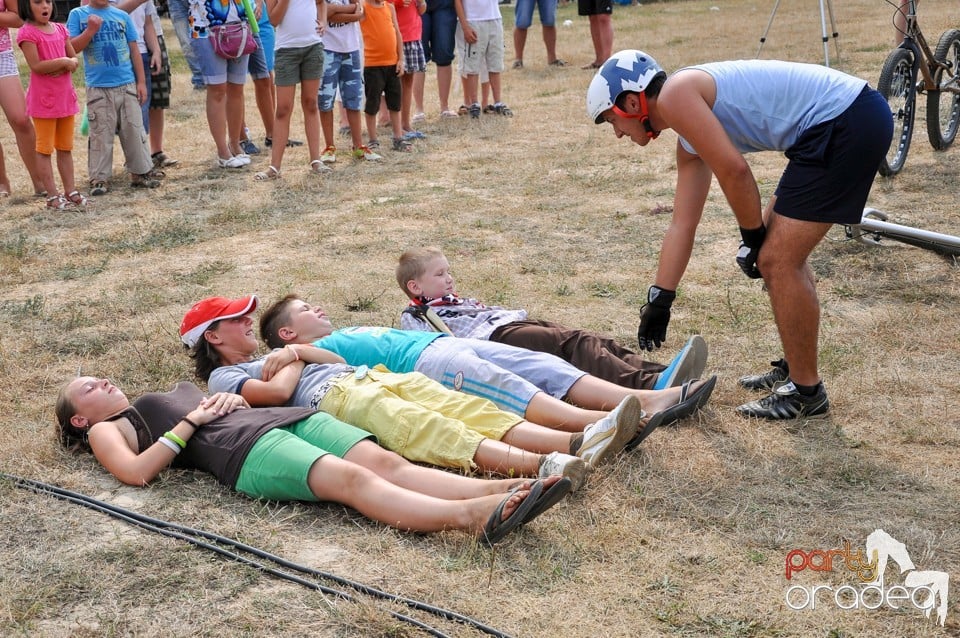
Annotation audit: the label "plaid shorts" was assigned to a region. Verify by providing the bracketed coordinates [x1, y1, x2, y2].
[0, 50, 18, 78]
[149, 35, 172, 110]
[403, 40, 426, 74]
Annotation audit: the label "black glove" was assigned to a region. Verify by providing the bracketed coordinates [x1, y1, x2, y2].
[736, 225, 766, 279]
[637, 285, 675, 351]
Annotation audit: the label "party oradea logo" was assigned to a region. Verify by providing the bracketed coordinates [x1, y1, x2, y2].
[784, 529, 949, 626]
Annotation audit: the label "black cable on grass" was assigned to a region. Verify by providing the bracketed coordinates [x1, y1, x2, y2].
[3, 473, 515, 638]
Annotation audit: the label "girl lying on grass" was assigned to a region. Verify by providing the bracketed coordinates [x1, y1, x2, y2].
[55, 376, 571, 546]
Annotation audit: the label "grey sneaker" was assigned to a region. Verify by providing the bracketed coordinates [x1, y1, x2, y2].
[538, 451, 587, 492]
[738, 358, 789, 391]
[468, 102, 481, 119]
[736, 381, 829, 420]
[576, 395, 641, 467]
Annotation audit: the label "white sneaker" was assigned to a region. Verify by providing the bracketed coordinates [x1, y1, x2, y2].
[217, 155, 245, 169]
[577, 395, 642, 467]
[538, 451, 587, 492]
[233, 152, 252, 166]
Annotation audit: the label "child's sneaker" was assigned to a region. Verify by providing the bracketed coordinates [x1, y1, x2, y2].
[320, 146, 337, 164]
[538, 451, 587, 492]
[392, 138, 413, 152]
[217, 156, 246, 169]
[468, 102, 481, 119]
[736, 381, 829, 420]
[151, 151, 179, 167]
[338, 126, 352, 138]
[90, 181, 109, 196]
[492, 102, 513, 117]
[576, 395, 641, 467]
[352, 145, 382, 161]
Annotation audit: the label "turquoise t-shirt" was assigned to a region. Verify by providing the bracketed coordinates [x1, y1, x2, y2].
[314, 327, 444, 372]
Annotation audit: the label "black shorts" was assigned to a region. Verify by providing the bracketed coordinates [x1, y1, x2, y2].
[363, 65, 401, 114]
[578, 0, 612, 16]
[774, 87, 893, 225]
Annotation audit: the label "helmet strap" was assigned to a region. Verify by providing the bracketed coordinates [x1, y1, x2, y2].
[612, 92, 659, 139]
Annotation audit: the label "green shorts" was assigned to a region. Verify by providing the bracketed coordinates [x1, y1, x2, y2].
[235, 412, 373, 501]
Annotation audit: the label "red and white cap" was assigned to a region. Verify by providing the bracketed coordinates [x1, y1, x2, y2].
[179, 295, 258, 347]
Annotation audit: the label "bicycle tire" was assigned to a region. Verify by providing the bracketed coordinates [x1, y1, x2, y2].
[877, 46, 918, 176]
[926, 29, 960, 150]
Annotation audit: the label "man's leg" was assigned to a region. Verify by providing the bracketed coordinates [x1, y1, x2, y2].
[513, 27, 528, 65]
[757, 212, 832, 388]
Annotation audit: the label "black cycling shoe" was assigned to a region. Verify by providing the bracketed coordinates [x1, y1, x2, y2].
[738, 358, 789, 391]
[736, 382, 829, 420]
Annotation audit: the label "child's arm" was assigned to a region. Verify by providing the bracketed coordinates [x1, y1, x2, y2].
[129, 40, 148, 104]
[143, 13, 161, 74]
[415, 0, 425, 15]
[69, 13, 103, 53]
[390, 3, 403, 75]
[260, 344, 346, 381]
[0, 7, 24, 29]
[238, 362, 305, 406]
[453, 0, 475, 43]
[327, 0, 361, 24]
[315, 0, 327, 35]
[18, 38, 73, 76]
[267, 0, 289, 27]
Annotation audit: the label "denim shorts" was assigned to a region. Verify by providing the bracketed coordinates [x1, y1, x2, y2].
[193, 35, 250, 85]
[421, 4, 457, 66]
[247, 34, 272, 80]
[514, 0, 557, 29]
[319, 49, 363, 111]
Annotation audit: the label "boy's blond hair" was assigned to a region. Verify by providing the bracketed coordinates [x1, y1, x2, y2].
[396, 246, 445, 299]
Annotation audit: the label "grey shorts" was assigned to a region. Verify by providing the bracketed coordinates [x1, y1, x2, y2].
[414, 336, 586, 416]
[274, 42, 325, 86]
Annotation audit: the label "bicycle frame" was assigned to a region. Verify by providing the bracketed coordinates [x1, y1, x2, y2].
[898, 0, 955, 94]
[845, 208, 960, 257]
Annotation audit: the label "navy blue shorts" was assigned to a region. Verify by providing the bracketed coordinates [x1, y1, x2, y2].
[774, 87, 893, 225]
[421, 4, 457, 66]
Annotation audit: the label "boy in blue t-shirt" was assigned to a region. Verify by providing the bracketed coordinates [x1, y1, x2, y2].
[68, 0, 162, 195]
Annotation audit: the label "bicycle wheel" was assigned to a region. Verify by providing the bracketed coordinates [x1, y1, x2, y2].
[877, 46, 918, 176]
[926, 29, 960, 150]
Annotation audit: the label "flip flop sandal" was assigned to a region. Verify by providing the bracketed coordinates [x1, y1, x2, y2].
[520, 477, 572, 526]
[309, 159, 332, 175]
[478, 480, 542, 547]
[624, 409, 663, 451]
[654, 375, 718, 427]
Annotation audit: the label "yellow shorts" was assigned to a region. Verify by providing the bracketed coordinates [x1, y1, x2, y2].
[319, 366, 521, 472]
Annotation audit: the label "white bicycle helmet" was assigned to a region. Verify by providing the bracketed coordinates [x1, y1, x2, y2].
[586, 49, 666, 124]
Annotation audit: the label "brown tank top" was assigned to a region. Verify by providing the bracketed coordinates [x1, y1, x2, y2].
[114, 382, 315, 488]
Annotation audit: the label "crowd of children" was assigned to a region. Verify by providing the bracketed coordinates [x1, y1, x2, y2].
[0, 0, 538, 206]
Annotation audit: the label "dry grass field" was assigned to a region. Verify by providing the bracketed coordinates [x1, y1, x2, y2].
[1, 0, 959, 635]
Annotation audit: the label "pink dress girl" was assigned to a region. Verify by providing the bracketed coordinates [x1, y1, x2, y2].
[17, 9, 83, 209]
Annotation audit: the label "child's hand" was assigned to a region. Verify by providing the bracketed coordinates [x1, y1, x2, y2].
[462, 23, 477, 44]
[261, 345, 302, 381]
[86, 14, 102, 32]
[315, 19, 325, 36]
[66, 57, 79, 73]
[137, 82, 147, 105]
[150, 52, 161, 74]
[396, 59, 404, 75]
